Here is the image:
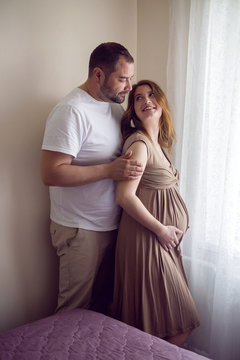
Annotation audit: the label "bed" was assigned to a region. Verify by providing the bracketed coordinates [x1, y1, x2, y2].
[0, 309, 209, 359]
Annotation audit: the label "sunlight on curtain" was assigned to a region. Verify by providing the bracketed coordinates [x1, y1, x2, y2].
[168, 1, 240, 359]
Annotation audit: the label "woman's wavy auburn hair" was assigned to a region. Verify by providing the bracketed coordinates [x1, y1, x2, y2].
[121, 80, 176, 152]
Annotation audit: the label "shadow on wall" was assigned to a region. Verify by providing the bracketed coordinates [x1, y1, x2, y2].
[0, 96, 60, 332]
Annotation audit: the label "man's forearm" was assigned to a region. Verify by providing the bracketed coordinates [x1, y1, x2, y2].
[41, 149, 143, 187]
[41, 162, 111, 187]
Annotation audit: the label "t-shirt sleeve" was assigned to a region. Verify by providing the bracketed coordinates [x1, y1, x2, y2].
[41, 104, 88, 158]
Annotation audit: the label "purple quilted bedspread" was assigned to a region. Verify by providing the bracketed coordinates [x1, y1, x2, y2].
[0, 309, 208, 359]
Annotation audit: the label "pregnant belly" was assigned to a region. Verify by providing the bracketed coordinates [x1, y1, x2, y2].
[138, 186, 189, 233]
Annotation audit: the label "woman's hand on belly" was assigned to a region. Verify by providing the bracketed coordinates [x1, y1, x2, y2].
[157, 225, 183, 252]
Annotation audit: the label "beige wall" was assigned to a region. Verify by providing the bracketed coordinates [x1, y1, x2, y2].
[0, 0, 170, 332]
[137, 0, 170, 90]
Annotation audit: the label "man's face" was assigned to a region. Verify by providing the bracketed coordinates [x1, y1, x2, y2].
[98, 57, 134, 103]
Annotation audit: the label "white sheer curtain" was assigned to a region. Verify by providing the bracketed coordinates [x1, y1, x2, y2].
[167, 1, 240, 359]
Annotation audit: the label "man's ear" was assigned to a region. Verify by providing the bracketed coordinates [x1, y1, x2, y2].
[93, 67, 105, 84]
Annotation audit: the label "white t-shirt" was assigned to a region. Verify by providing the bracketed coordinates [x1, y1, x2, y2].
[42, 88, 124, 231]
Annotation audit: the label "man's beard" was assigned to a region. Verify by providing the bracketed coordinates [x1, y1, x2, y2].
[99, 82, 126, 104]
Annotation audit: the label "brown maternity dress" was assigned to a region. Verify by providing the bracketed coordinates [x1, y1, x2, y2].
[112, 132, 200, 338]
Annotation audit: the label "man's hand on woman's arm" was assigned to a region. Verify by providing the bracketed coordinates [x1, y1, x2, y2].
[41, 150, 143, 187]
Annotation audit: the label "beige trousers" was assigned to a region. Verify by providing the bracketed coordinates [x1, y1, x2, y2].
[50, 221, 117, 314]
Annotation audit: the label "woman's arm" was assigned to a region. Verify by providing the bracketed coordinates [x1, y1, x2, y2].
[116, 141, 182, 251]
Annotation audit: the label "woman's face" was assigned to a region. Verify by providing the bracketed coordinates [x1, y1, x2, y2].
[133, 84, 162, 122]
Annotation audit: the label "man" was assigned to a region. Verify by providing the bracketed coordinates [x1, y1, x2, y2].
[41, 42, 142, 314]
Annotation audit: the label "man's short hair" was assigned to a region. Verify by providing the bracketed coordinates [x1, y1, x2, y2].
[88, 42, 134, 78]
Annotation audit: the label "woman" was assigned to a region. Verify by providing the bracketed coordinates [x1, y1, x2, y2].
[112, 80, 200, 347]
